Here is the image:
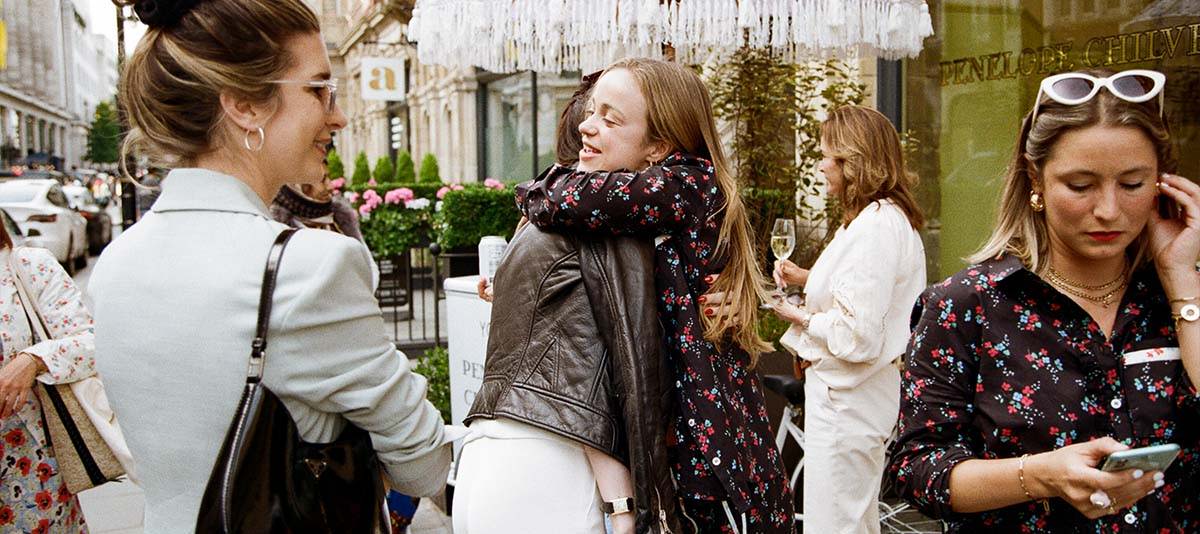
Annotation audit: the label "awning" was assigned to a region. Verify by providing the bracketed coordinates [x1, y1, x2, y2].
[409, 0, 934, 73]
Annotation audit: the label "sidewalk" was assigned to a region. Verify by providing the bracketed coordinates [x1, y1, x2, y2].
[77, 481, 454, 533]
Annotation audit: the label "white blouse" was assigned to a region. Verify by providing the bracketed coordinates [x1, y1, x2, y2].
[780, 199, 926, 390]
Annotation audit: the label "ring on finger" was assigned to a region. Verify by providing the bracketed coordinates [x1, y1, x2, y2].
[1090, 490, 1112, 509]
[1106, 503, 1117, 515]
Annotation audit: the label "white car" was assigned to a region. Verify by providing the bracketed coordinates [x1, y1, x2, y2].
[0, 179, 88, 273]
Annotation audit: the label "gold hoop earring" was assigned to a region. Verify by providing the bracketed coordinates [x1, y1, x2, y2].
[1029, 191, 1044, 212]
[244, 127, 265, 151]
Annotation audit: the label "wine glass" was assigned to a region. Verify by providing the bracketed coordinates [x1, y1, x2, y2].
[767, 218, 795, 304]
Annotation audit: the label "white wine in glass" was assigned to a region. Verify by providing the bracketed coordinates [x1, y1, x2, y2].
[770, 218, 795, 262]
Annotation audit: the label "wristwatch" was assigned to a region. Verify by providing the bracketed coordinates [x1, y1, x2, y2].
[601, 497, 634, 515]
[1174, 303, 1200, 329]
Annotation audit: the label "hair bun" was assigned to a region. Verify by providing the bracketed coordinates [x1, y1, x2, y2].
[134, 0, 203, 29]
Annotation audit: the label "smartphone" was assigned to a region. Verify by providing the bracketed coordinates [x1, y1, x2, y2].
[1159, 193, 1181, 219]
[1100, 443, 1181, 473]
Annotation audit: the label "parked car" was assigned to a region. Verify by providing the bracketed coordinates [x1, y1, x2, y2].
[0, 208, 28, 248]
[63, 184, 114, 255]
[0, 179, 88, 273]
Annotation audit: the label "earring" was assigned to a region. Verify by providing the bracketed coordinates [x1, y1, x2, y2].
[1029, 191, 1044, 212]
[243, 127, 265, 151]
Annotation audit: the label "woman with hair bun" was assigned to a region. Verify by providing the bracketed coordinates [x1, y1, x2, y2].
[89, 1, 452, 531]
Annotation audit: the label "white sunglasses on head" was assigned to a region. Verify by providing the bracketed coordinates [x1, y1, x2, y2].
[1031, 69, 1165, 124]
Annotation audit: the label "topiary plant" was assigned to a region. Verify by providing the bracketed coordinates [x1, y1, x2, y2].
[373, 156, 395, 184]
[326, 148, 345, 179]
[418, 153, 440, 184]
[351, 152, 371, 187]
[394, 151, 416, 183]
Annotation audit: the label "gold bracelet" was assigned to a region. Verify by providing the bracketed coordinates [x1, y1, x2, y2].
[1170, 296, 1199, 304]
[1018, 454, 1050, 513]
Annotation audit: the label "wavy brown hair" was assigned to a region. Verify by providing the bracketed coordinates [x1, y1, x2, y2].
[969, 68, 1177, 272]
[117, 0, 320, 176]
[604, 58, 773, 356]
[820, 105, 924, 230]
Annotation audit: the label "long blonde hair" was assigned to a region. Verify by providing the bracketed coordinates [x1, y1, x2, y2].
[820, 106, 924, 230]
[969, 68, 1176, 272]
[604, 58, 773, 356]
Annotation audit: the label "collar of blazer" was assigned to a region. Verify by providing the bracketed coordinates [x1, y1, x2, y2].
[150, 168, 272, 218]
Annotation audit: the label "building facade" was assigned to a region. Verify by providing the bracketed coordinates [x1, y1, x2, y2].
[325, 0, 582, 184]
[0, 0, 116, 170]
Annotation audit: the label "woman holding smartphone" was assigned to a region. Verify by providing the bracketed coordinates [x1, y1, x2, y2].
[889, 69, 1200, 531]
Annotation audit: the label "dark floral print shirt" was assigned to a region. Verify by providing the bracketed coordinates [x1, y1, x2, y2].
[516, 152, 795, 532]
[889, 255, 1200, 533]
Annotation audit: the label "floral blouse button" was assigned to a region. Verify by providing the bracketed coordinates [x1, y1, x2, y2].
[712, 457, 721, 466]
[1110, 398, 1123, 410]
[1124, 512, 1137, 525]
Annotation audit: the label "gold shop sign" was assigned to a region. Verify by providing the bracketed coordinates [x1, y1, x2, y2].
[940, 23, 1200, 86]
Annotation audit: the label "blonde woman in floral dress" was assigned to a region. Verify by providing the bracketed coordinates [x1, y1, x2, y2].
[0, 222, 96, 533]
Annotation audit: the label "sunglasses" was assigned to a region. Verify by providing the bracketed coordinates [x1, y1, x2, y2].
[1031, 70, 1164, 125]
[268, 78, 339, 114]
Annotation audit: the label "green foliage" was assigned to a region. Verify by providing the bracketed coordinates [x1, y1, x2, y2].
[351, 152, 371, 186]
[418, 153, 441, 184]
[437, 185, 520, 248]
[395, 151, 416, 183]
[706, 51, 867, 268]
[85, 101, 120, 164]
[373, 156, 395, 184]
[413, 346, 451, 423]
[756, 311, 791, 353]
[357, 203, 435, 258]
[326, 148, 345, 180]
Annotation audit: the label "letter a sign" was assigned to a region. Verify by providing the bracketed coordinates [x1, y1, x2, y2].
[361, 57, 406, 101]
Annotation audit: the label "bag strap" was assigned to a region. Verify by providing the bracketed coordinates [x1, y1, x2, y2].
[8, 249, 52, 344]
[247, 228, 299, 383]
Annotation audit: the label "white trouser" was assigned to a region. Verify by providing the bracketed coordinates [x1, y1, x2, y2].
[452, 418, 606, 534]
[802, 364, 900, 534]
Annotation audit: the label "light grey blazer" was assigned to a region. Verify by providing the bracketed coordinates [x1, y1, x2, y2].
[88, 168, 450, 533]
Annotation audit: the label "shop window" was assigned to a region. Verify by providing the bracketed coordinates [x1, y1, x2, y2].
[903, 0, 1199, 278]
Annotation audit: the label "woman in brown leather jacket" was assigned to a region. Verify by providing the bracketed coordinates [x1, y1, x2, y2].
[457, 72, 678, 534]
[516, 59, 794, 532]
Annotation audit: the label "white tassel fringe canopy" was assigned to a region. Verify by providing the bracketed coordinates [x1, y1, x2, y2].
[409, 0, 934, 73]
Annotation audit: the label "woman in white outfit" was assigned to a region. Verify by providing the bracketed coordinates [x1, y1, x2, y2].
[772, 105, 926, 534]
[89, 1, 451, 531]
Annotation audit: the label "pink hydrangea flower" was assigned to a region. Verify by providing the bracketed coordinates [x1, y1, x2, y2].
[483, 178, 505, 190]
[436, 186, 450, 199]
[346, 192, 360, 204]
[384, 188, 415, 204]
[328, 177, 346, 190]
[367, 178, 377, 187]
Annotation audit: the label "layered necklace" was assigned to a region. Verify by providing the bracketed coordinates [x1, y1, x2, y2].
[1045, 263, 1128, 308]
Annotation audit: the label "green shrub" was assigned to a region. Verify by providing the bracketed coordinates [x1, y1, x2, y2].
[437, 185, 520, 248]
[756, 310, 792, 353]
[413, 346, 451, 423]
[326, 148, 345, 180]
[395, 151, 416, 183]
[351, 152, 371, 186]
[358, 203, 435, 257]
[418, 153, 440, 183]
[742, 187, 795, 264]
[373, 156, 395, 184]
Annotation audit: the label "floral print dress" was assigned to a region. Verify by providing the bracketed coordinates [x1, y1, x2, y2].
[517, 152, 794, 533]
[0, 247, 96, 534]
[889, 255, 1200, 533]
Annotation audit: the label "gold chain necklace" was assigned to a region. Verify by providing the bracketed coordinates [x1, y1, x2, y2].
[1046, 265, 1125, 291]
[1045, 264, 1129, 308]
[1047, 277, 1127, 308]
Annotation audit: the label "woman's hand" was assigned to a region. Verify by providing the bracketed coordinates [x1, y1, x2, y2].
[1027, 437, 1159, 519]
[699, 273, 734, 319]
[0, 353, 40, 418]
[476, 276, 494, 303]
[773, 259, 809, 290]
[771, 299, 809, 327]
[1149, 173, 1200, 295]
